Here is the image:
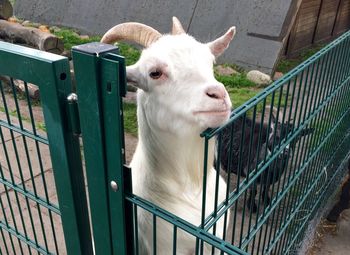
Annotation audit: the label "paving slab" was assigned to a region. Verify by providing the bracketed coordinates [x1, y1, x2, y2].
[0, 136, 52, 183]
[0, 199, 66, 254]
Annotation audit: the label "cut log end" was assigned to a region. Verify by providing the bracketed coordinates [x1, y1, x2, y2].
[0, 0, 13, 20]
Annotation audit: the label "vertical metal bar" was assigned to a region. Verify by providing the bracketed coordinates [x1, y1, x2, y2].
[101, 54, 133, 254]
[211, 133, 222, 255]
[153, 215, 157, 255]
[72, 44, 117, 255]
[0, 184, 17, 254]
[0, 227, 9, 254]
[9, 78, 47, 254]
[73, 43, 132, 255]
[173, 226, 177, 255]
[38, 52, 93, 255]
[223, 124, 236, 245]
[251, 98, 268, 252]
[200, 137, 209, 255]
[0, 93, 26, 254]
[222, 125, 235, 243]
[246, 107, 257, 240]
[133, 205, 139, 255]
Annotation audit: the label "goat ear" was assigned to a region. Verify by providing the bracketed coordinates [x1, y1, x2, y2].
[126, 65, 148, 91]
[207, 26, 236, 57]
[172, 16, 186, 35]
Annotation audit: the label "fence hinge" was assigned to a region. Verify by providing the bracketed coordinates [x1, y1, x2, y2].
[67, 93, 81, 136]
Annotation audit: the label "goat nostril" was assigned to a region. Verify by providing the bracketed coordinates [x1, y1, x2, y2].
[207, 92, 220, 99]
[205, 86, 226, 100]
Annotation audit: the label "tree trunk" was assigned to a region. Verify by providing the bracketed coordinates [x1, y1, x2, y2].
[0, 0, 13, 20]
[0, 20, 64, 54]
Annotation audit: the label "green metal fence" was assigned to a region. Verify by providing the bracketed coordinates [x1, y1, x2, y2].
[200, 29, 350, 254]
[0, 29, 349, 255]
[0, 42, 93, 254]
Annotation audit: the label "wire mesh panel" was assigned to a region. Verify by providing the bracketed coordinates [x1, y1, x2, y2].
[0, 42, 92, 255]
[0, 77, 63, 254]
[199, 29, 350, 254]
[112, 31, 350, 254]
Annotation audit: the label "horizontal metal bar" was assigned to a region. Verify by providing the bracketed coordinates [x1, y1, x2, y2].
[0, 176, 60, 214]
[125, 194, 249, 255]
[0, 221, 53, 255]
[0, 120, 48, 145]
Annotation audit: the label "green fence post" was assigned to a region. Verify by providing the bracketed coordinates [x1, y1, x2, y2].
[72, 42, 132, 255]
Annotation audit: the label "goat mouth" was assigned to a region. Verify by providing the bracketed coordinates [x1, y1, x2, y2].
[194, 109, 230, 116]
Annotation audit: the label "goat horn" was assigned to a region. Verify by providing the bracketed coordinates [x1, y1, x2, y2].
[101, 22, 162, 47]
[172, 16, 185, 35]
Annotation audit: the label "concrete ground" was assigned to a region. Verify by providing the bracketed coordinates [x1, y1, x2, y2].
[307, 209, 350, 255]
[0, 107, 65, 253]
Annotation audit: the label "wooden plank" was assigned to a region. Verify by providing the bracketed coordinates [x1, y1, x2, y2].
[314, 0, 340, 42]
[300, 0, 322, 9]
[333, 0, 350, 35]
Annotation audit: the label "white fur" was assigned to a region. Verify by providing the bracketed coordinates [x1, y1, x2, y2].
[128, 27, 234, 255]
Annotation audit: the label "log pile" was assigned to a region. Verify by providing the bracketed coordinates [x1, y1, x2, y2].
[0, 0, 66, 99]
[0, 20, 64, 54]
[0, 0, 64, 54]
[0, 0, 13, 20]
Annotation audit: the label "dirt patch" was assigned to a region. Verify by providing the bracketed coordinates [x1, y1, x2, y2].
[307, 209, 350, 255]
[124, 132, 137, 164]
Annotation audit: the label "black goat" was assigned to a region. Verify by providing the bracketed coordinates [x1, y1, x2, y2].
[216, 114, 313, 212]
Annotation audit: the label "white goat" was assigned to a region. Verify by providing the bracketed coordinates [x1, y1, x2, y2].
[102, 17, 235, 255]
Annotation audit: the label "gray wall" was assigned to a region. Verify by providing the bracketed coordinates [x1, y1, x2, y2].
[14, 0, 295, 74]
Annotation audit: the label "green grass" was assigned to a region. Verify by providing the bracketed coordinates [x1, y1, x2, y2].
[52, 28, 140, 65]
[214, 67, 262, 108]
[0, 106, 46, 132]
[53, 29, 102, 51]
[117, 43, 141, 66]
[123, 102, 138, 136]
[276, 44, 325, 73]
[216, 73, 255, 88]
[227, 87, 259, 108]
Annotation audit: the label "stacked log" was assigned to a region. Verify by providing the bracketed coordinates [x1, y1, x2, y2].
[0, 0, 13, 20]
[0, 20, 64, 54]
[0, 0, 66, 99]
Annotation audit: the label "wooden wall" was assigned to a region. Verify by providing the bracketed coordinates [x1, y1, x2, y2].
[285, 0, 350, 56]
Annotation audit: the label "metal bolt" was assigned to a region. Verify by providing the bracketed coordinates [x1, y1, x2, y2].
[110, 181, 118, 191]
[67, 93, 78, 102]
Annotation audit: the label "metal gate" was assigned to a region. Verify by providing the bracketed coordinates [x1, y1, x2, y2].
[0, 42, 93, 254]
[1, 29, 350, 254]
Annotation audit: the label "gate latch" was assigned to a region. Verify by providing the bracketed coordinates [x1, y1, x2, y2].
[67, 93, 81, 136]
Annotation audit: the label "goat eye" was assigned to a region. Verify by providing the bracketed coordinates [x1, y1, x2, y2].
[149, 70, 162, 79]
